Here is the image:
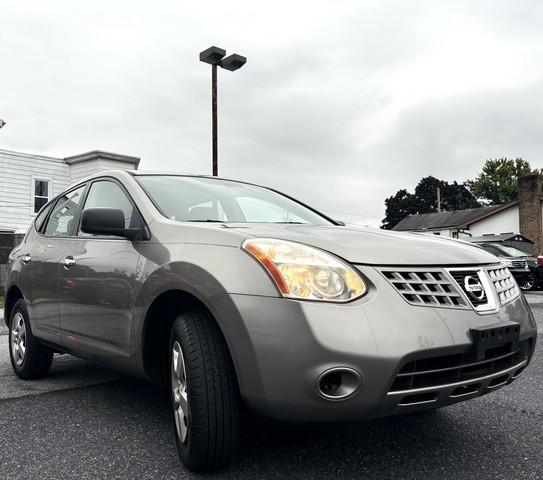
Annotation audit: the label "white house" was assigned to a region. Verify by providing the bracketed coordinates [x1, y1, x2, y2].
[0, 149, 140, 233]
[391, 203, 518, 238]
[392, 174, 543, 255]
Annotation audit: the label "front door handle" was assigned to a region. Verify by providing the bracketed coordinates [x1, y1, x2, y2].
[22, 254, 31, 264]
[64, 256, 76, 268]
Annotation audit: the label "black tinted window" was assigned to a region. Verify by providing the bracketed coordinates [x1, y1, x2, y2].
[34, 201, 55, 233]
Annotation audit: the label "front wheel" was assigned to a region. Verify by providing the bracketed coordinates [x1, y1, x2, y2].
[519, 274, 536, 291]
[169, 309, 240, 472]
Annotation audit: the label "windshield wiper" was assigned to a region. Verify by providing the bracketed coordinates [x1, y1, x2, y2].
[188, 220, 307, 224]
[188, 219, 225, 223]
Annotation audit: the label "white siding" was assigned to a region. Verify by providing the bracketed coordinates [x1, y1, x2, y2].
[70, 159, 137, 183]
[0, 150, 138, 233]
[0, 150, 70, 233]
[69, 161, 100, 183]
[414, 228, 456, 237]
[468, 206, 519, 236]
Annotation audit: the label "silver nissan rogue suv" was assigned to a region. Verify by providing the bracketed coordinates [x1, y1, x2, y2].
[4, 171, 537, 472]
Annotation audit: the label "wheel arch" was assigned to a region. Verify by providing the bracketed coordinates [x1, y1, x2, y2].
[141, 288, 239, 387]
[4, 285, 24, 327]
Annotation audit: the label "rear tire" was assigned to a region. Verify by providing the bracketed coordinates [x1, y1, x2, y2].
[9, 299, 53, 379]
[169, 309, 240, 472]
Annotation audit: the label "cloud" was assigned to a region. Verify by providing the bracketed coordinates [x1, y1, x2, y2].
[1, 0, 543, 227]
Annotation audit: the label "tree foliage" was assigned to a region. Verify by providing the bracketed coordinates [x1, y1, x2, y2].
[465, 158, 537, 205]
[381, 189, 418, 230]
[382, 176, 480, 230]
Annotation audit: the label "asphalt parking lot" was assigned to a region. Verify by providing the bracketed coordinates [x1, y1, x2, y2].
[0, 295, 542, 480]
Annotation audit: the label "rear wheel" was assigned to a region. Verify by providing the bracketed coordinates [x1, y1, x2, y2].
[9, 299, 53, 379]
[169, 309, 240, 472]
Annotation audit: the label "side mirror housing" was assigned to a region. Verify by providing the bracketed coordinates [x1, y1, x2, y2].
[81, 208, 142, 240]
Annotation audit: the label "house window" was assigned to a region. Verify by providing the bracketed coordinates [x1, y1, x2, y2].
[34, 179, 50, 213]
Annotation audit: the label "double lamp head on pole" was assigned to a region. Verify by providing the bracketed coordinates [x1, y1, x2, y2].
[199, 46, 246, 177]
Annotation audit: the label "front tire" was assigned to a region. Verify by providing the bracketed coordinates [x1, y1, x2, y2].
[9, 299, 53, 379]
[519, 274, 536, 291]
[169, 309, 240, 472]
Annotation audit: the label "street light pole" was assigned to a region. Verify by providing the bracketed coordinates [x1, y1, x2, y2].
[212, 63, 218, 176]
[200, 46, 246, 176]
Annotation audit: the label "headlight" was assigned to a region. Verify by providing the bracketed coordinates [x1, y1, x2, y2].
[242, 238, 367, 302]
[504, 260, 513, 268]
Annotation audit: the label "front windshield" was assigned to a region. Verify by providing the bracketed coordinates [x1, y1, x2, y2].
[492, 244, 528, 257]
[481, 243, 527, 258]
[136, 175, 333, 225]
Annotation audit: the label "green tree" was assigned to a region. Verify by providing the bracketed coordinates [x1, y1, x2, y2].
[465, 158, 537, 205]
[382, 189, 418, 230]
[382, 176, 480, 230]
[442, 181, 481, 211]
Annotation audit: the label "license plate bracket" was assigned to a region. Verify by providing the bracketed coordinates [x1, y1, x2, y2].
[470, 321, 520, 361]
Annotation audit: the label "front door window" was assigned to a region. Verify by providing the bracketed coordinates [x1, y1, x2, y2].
[78, 181, 136, 235]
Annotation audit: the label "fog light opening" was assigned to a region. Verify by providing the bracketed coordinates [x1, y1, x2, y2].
[317, 367, 361, 400]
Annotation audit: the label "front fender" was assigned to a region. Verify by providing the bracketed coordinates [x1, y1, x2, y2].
[134, 242, 278, 308]
[132, 243, 279, 374]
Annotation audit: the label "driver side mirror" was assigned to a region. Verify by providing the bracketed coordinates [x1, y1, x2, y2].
[81, 208, 142, 240]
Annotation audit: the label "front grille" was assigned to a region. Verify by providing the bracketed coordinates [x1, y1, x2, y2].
[511, 260, 527, 269]
[389, 339, 531, 393]
[381, 270, 467, 309]
[488, 266, 519, 305]
[382, 263, 520, 311]
[449, 270, 488, 306]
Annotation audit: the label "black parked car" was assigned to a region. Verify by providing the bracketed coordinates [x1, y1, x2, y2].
[473, 242, 537, 290]
[536, 251, 543, 288]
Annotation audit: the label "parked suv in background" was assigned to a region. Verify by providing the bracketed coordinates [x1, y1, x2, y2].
[4, 172, 538, 472]
[536, 251, 543, 288]
[473, 242, 537, 291]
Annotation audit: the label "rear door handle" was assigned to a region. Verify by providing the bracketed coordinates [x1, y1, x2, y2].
[22, 254, 31, 264]
[64, 256, 76, 268]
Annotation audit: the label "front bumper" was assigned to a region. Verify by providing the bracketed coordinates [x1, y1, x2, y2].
[209, 267, 538, 422]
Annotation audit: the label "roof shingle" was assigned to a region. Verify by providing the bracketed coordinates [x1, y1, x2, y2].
[392, 205, 505, 231]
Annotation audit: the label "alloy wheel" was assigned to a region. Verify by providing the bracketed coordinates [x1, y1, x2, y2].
[11, 312, 26, 366]
[172, 341, 189, 444]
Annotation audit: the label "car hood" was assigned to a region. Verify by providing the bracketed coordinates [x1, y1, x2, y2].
[232, 224, 499, 266]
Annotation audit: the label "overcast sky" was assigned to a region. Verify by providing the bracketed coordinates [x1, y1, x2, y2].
[1, 1, 543, 226]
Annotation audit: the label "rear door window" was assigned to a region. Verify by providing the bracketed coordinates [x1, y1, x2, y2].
[43, 186, 86, 237]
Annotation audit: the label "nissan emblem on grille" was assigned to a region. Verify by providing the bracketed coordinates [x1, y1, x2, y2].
[448, 269, 491, 308]
[464, 276, 485, 301]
